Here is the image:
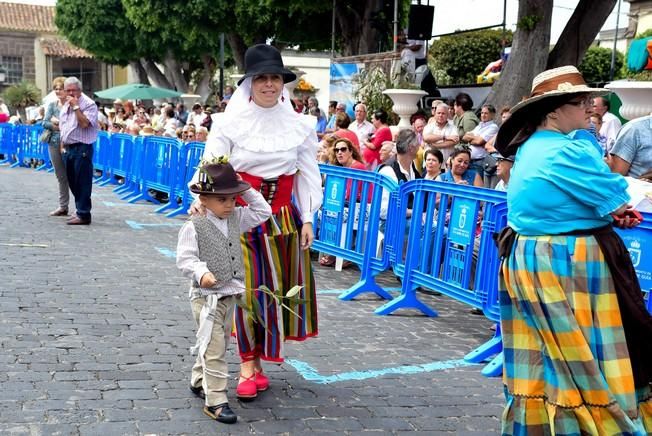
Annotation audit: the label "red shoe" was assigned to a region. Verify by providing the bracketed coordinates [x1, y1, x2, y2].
[254, 370, 269, 392]
[236, 374, 257, 401]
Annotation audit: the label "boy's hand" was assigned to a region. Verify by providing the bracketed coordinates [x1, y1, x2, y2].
[188, 200, 206, 216]
[200, 272, 217, 288]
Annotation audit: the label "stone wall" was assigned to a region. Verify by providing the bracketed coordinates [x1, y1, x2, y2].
[0, 31, 35, 91]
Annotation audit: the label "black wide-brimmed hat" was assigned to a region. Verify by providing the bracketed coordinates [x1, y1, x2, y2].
[190, 161, 250, 195]
[237, 44, 296, 85]
[495, 65, 609, 157]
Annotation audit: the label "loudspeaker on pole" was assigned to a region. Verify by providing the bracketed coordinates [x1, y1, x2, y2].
[407, 4, 434, 40]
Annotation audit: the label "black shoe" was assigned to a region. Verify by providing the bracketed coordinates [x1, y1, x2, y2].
[189, 384, 205, 400]
[470, 308, 484, 315]
[203, 403, 237, 424]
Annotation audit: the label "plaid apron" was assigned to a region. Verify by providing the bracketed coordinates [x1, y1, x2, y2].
[500, 233, 652, 435]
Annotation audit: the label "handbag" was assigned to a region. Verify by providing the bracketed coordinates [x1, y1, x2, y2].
[39, 129, 51, 144]
[483, 152, 499, 175]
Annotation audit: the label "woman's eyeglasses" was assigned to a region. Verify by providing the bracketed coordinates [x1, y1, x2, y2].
[566, 97, 592, 109]
[53, 87, 63, 91]
[335, 147, 349, 153]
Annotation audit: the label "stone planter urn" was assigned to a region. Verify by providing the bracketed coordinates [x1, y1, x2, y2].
[382, 88, 427, 128]
[605, 80, 652, 120]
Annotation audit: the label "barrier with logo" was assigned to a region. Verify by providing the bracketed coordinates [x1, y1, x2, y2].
[616, 211, 652, 312]
[313, 164, 399, 301]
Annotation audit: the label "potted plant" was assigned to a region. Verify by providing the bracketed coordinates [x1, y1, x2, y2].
[382, 60, 426, 128]
[1, 81, 41, 121]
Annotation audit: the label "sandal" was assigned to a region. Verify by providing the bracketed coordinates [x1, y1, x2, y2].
[319, 255, 336, 267]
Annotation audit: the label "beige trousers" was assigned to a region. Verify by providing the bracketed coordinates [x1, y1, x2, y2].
[190, 295, 236, 406]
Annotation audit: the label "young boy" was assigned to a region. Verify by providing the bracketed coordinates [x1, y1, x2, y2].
[176, 159, 271, 424]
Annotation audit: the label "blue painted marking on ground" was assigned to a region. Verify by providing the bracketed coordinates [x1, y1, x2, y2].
[155, 247, 176, 259]
[285, 358, 477, 384]
[317, 287, 401, 295]
[126, 220, 183, 230]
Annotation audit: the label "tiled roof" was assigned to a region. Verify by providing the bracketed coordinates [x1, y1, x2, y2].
[0, 2, 56, 33]
[40, 37, 92, 59]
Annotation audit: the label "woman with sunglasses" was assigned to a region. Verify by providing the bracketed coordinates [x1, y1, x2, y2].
[495, 66, 652, 434]
[43, 76, 70, 217]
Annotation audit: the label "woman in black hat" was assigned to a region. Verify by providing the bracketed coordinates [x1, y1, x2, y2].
[495, 66, 652, 434]
[190, 44, 322, 402]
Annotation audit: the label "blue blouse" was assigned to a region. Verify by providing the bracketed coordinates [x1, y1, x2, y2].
[507, 129, 630, 235]
[438, 169, 477, 185]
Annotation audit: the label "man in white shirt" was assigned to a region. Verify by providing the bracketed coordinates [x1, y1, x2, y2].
[462, 104, 498, 174]
[349, 103, 375, 147]
[592, 96, 622, 153]
[423, 103, 458, 166]
[379, 129, 421, 227]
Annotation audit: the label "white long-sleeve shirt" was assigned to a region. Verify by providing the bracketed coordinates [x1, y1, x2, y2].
[176, 189, 272, 298]
[196, 104, 323, 224]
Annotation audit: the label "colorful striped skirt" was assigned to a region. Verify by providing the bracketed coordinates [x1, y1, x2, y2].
[234, 203, 318, 362]
[500, 233, 652, 435]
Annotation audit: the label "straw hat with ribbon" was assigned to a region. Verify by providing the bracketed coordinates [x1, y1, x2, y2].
[495, 65, 609, 156]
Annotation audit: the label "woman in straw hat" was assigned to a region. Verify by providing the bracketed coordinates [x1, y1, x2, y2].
[495, 65, 652, 434]
[190, 44, 322, 401]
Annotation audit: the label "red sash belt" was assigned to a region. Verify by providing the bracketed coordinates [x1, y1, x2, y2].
[237, 172, 294, 213]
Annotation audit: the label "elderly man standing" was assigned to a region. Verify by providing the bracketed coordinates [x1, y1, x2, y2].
[60, 77, 98, 225]
[349, 103, 375, 148]
[592, 96, 622, 153]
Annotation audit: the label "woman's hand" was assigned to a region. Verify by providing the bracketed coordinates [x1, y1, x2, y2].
[188, 200, 206, 216]
[611, 204, 641, 229]
[300, 222, 314, 250]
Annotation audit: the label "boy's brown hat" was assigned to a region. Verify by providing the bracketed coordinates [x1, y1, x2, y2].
[190, 159, 250, 195]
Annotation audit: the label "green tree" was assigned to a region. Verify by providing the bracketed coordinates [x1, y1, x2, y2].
[578, 46, 624, 84]
[429, 29, 513, 85]
[486, 0, 618, 109]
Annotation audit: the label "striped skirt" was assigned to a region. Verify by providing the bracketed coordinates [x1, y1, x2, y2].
[500, 234, 652, 435]
[234, 203, 318, 362]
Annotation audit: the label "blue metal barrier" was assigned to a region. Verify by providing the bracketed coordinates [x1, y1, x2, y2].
[93, 131, 111, 184]
[615, 211, 652, 313]
[375, 180, 507, 316]
[155, 141, 204, 217]
[11, 125, 45, 168]
[312, 164, 399, 301]
[126, 136, 180, 204]
[0, 123, 16, 164]
[98, 133, 134, 187]
[117, 135, 147, 200]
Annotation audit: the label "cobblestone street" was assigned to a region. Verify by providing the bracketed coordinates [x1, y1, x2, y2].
[0, 165, 503, 435]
